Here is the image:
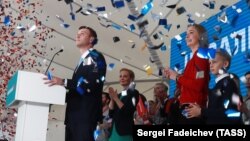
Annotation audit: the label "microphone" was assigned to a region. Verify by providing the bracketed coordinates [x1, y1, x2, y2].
[45, 49, 63, 75]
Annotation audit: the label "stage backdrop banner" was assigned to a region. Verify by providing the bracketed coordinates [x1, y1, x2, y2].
[170, 0, 250, 97]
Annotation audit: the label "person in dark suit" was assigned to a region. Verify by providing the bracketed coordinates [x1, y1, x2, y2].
[108, 68, 139, 141]
[44, 26, 107, 141]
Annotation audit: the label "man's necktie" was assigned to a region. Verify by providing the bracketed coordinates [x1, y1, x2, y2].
[75, 57, 83, 72]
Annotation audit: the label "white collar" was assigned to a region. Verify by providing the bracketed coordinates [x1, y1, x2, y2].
[215, 73, 229, 83]
[80, 48, 94, 59]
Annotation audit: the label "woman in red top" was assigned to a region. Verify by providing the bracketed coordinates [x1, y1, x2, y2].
[164, 24, 210, 124]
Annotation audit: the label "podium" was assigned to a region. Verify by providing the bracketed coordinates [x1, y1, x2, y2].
[6, 71, 66, 141]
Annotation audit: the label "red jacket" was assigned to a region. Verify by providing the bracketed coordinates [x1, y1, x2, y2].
[178, 51, 210, 108]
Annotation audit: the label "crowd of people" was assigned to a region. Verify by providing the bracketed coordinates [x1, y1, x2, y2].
[44, 24, 250, 141]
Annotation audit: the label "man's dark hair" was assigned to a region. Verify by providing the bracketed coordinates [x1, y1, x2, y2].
[78, 26, 98, 45]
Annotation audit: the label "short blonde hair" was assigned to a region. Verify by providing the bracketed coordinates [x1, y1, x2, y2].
[120, 68, 135, 81]
[216, 48, 231, 70]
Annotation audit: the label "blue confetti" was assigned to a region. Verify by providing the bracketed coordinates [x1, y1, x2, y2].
[224, 99, 230, 109]
[4, 16, 11, 26]
[140, 0, 153, 16]
[159, 19, 167, 25]
[47, 71, 53, 80]
[111, 0, 125, 8]
[11, 32, 15, 36]
[93, 126, 102, 140]
[161, 45, 167, 51]
[164, 24, 172, 31]
[77, 77, 85, 95]
[70, 12, 75, 20]
[203, 1, 215, 9]
[60, 23, 70, 28]
[129, 24, 135, 31]
[96, 6, 106, 12]
[188, 17, 195, 24]
[111, 23, 122, 30]
[225, 109, 241, 118]
[174, 63, 180, 71]
[181, 109, 188, 118]
[108, 63, 115, 70]
[127, 14, 137, 21]
[197, 48, 216, 59]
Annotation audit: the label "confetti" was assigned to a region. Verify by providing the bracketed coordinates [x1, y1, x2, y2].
[113, 36, 120, 43]
[153, 33, 159, 40]
[96, 6, 106, 12]
[28, 24, 37, 32]
[111, 0, 125, 8]
[131, 43, 136, 48]
[174, 63, 180, 72]
[143, 65, 153, 75]
[176, 7, 186, 15]
[225, 109, 240, 118]
[240, 76, 247, 83]
[174, 35, 182, 41]
[150, 12, 161, 22]
[220, 5, 228, 11]
[181, 51, 188, 56]
[150, 42, 164, 50]
[203, 0, 215, 9]
[232, 93, 240, 105]
[108, 63, 115, 70]
[166, 4, 176, 9]
[4, 15, 11, 26]
[160, 45, 167, 51]
[158, 19, 167, 25]
[197, 47, 216, 59]
[128, 81, 136, 91]
[140, 0, 154, 16]
[224, 99, 230, 109]
[127, 14, 138, 21]
[218, 11, 228, 23]
[214, 25, 222, 33]
[60, 23, 70, 28]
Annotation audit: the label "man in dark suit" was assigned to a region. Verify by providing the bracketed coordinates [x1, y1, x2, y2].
[45, 26, 107, 141]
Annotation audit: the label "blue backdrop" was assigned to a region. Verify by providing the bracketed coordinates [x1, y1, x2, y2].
[170, 0, 250, 97]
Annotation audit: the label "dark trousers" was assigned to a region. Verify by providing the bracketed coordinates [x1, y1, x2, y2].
[65, 124, 95, 141]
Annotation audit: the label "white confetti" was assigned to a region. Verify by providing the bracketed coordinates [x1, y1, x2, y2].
[132, 97, 136, 106]
[240, 76, 247, 83]
[121, 90, 127, 96]
[195, 12, 201, 17]
[232, 93, 240, 105]
[174, 35, 182, 41]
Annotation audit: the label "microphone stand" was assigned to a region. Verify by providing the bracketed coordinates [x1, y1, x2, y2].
[45, 49, 63, 75]
[44, 49, 63, 112]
